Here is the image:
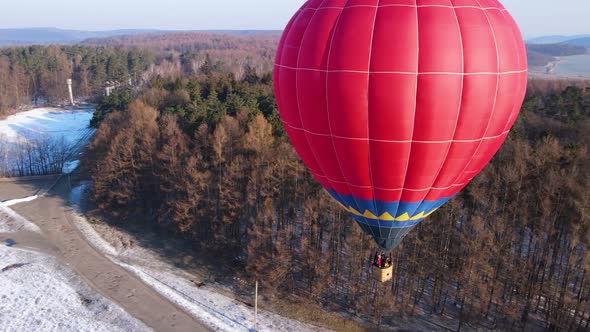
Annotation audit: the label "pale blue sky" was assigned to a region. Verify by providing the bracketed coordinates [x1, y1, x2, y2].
[0, 0, 588, 38]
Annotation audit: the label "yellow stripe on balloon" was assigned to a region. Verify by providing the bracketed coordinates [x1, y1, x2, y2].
[340, 205, 440, 222]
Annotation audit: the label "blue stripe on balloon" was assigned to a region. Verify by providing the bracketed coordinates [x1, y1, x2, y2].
[327, 190, 453, 229]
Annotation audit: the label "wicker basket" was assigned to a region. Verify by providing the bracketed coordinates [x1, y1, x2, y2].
[373, 265, 393, 282]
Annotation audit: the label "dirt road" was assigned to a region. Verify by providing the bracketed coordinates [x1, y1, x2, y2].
[0, 175, 60, 201]
[2, 176, 209, 332]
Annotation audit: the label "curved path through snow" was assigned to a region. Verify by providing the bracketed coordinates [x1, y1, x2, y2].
[3, 176, 209, 332]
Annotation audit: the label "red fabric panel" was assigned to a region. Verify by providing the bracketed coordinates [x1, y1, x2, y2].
[451, 0, 480, 6]
[371, 6, 418, 73]
[370, 141, 409, 202]
[485, 74, 520, 136]
[328, 5, 376, 72]
[326, 4, 377, 201]
[327, 72, 369, 138]
[294, 2, 352, 196]
[369, 74, 417, 141]
[478, 0, 505, 10]
[486, 9, 520, 72]
[413, 74, 463, 141]
[348, 0, 378, 5]
[417, 6, 462, 73]
[455, 8, 497, 73]
[428, 140, 480, 191]
[417, 0, 453, 5]
[402, 142, 452, 192]
[453, 75, 497, 140]
[297, 8, 341, 134]
[380, 0, 415, 5]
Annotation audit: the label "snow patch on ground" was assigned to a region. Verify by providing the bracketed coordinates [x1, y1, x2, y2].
[0, 108, 93, 145]
[0, 107, 95, 176]
[0, 245, 150, 332]
[0, 204, 41, 233]
[2, 195, 38, 207]
[63, 160, 80, 174]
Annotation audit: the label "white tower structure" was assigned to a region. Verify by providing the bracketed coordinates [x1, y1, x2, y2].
[66, 78, 75, 106]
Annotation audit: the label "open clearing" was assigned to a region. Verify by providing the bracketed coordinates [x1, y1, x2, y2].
[0, 107, 95, 176]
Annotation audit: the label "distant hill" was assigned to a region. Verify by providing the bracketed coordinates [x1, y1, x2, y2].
[527, 43, 587, 57]
[0, 28, 281, 46]
[526, 43, 587, 66]
[0, 28, 162, 46]
[81, 31, 281, 52]
[566, 37, 590, 47]
[528, 34, 590, 44]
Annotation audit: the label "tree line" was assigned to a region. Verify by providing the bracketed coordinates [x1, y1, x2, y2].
[85, 65, 590, 331]
[0, 45, 155, 116]
[0, 34, 278, 118]
[0, 134, 72, 177]
[83, 32, 279, 77]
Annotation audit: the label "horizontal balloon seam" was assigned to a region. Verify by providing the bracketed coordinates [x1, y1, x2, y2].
[298, 5, 508, 12]
[274, 63, 528, 76]
[282, 119, 511, 144]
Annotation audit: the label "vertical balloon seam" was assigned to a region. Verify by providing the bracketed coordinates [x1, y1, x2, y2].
[413, 0, 465, 217]
[391, 0, 420, 222]
[330, 1, 381, 239]
[277, 4, 329, 189]
[293, 0, 336, 202]
[449, 0, 502, 188]
[325, 3, 370, 218]
[292, 1, 360, 223]
[322, 0, 382, 241]
[366, 0, 383, 240]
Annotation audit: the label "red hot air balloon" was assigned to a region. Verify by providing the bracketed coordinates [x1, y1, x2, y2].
[273, 0, 527, 251]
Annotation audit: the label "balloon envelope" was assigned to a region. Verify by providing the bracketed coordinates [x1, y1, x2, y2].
[273, 0, 527, 251]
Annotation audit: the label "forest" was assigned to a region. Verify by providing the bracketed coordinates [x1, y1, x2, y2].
[82, 32, 280, 82]
[0, 33, 278, 117]
[0, 45, 154, 116]
[84, 56, 590, 331]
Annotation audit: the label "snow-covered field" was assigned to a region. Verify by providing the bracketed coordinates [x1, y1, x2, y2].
[0, 245, 150, 332]
[0, 107, 94, 176]
[69, 183, 328, 332]
[0, 199, 150, 332]
[0, 107, 94, 145]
